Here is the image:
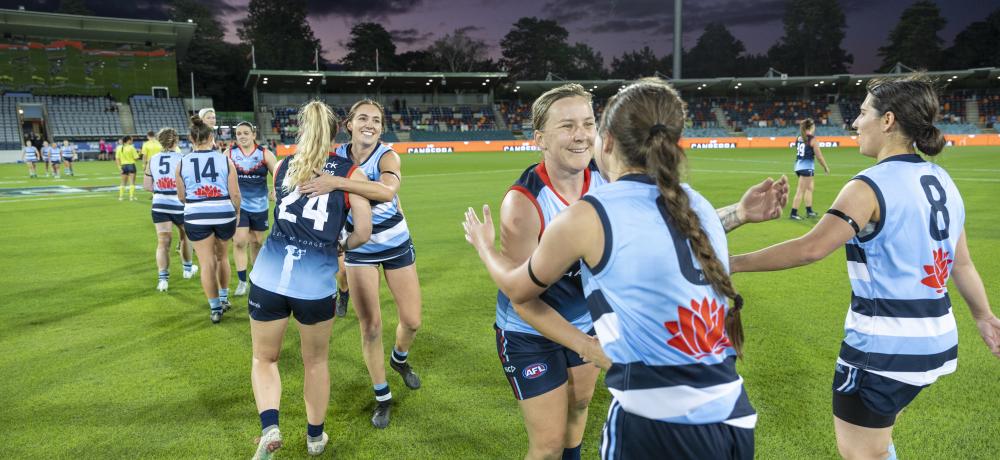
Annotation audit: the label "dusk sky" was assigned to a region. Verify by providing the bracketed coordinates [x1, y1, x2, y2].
[6, 0, 999, 73]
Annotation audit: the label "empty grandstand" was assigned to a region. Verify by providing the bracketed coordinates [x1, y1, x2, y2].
[131, 96, 189, 136]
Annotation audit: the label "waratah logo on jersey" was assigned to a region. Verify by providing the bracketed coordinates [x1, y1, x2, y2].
[920, 248, 953, 293]
[194, 185, 223, 198]
[664, 298, 732, 359]
[522, 363, 548, 379]
[156, 176, 176, 190]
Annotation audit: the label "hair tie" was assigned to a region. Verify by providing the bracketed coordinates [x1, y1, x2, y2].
[649, 123, 668, 137]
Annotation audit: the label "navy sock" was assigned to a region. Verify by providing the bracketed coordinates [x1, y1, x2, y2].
[260, 409, 279, 433]
[307, 422, 324, 438]
[562, 444, 582, 460]
[339, 289, 349, 299]
[391, 347, 408, 364]
[373, 382, 392, 402]
[806, 206, 814, 214]
[790, 208, 799, 216]
[238, 270, 247, 282]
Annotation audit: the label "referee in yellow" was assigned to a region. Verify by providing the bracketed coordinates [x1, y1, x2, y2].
[141, 130, 162, 169]
[116, 136, 140, 201]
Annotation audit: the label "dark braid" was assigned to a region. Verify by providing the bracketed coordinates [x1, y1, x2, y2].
[601, 78, 745, 356]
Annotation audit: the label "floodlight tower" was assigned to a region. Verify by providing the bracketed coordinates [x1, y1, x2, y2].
[673, 0, 682, 79]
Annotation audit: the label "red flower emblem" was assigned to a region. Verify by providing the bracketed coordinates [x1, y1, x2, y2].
[194, 185, 223, 198]
[156, 176, 176, 191]
[920, 248, 953, 293]
[664, 297, 732, 359]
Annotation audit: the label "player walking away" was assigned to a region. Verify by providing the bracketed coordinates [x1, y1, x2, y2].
[117, 136, 140, 201]
[60, 139, 77, 176]
[731, 75, 1000, 460]
[23, 140, 39, 178]
[465, 78, 764, 459]
[790, 118, 830, 220]
[463, 83, 786, 460]
[230, 121, 278, 297]
[143, 127, 198, 291]
[176, 115, 241, 324]
[299, 99, 424, 429]
[247, 100, 372, 459]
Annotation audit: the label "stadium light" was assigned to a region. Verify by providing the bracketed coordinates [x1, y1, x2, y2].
[485, 79, 490, 83]
[187, 19, 193, 23]
[819, 80, 824, 84]
[952, 75, 958, 79]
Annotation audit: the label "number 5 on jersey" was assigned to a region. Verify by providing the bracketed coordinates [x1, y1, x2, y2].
[278, 190, 329, 231]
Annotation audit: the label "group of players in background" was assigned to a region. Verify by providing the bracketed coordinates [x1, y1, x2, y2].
[43, 75, 996, 459]
[21, 139, 77, 178]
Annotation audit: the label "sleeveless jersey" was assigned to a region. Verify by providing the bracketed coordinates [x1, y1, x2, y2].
[230, 144, 270, 213]
[180, 149, 236, 226]
[794, 134, 815, 172]
[42, 146, 53, 160]
[580, 174, 756, 428]
[250, 154, 356, 299]
[839, 153, 965, 387]
[150, 151, 185, 215]
[24, 146, 38, 161]
[61, 145, 74, 159]
[335, 143, 413, 261]
[496, 161, 606, 335]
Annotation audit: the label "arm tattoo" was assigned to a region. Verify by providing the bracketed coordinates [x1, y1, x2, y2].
[717, 203, 742, 233]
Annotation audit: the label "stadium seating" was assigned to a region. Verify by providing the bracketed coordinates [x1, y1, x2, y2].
[409, 130, 516, 142]
[721, 97, 830, 130]
[130, 96, 189, 136]
[44, 95, 123, 139]
[0, 93, 33, 149]
[978, 93, 1000, 126]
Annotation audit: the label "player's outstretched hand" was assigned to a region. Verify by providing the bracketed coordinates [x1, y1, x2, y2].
[976, 315, 1000, 359]
[299, 168, 345, 197]
[463, 205, 495, 251]
[738, 175, 789, 223]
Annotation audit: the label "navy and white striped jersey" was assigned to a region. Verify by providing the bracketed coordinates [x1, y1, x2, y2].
[24, 145, 38, 161]
[840, 153, 965, 387]
[580, 174, 756, 428]
[150, 151, 184, 215]
[250, 154, 355, 299]
[496, 161, 606, 335]
[180, 150, 236, 226]
[61, 145, 74, 159]
[230, 144, 270, 213]
[335, 143, 412, 261]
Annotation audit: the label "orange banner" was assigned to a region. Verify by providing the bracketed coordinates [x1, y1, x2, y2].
[274, 134, 1000, 156]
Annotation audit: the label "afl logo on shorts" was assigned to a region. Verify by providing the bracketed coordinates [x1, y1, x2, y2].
[522, 363, 548, 379]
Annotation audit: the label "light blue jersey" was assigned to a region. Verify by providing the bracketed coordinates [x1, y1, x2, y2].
[335, 143, 412, 261]
[230, 144, 270, 213]
[839, 153, 965, 386]
[61, 145, 74, 159]
[496, 161, 606, 335]
[180, 150, 235, 226]
[580, 174, 755, 428]
[150, 151, 185, 215]
[250, 154, 355, 299]
[23, 146, 38, 161]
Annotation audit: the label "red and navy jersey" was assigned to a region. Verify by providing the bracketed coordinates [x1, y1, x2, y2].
[250, 153, 356, 300]
[495, 160, 607, 334]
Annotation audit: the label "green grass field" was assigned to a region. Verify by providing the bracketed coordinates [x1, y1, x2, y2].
[1, 147, 998, 459]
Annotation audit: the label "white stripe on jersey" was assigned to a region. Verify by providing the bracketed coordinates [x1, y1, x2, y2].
[846, 261, 871, 282]
[608, 377, 744, 421]
[186, 217, 236, 225]
[368, 219, 410, 245]
[723, 414, 758, 429]
[593, 312, 622, 346]
[184, 200, 231, 209]
[844, 307, 957, 337]
[837, 357, 958, 387]
[152, 208, 184, 214]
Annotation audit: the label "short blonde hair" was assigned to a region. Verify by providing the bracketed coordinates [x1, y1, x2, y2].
[530, 83, 593, 132]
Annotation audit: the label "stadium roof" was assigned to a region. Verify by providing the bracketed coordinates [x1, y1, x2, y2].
[0, 8, 197, 59]
[245, 70, 508, 92]
[515, 67, 1000, 96]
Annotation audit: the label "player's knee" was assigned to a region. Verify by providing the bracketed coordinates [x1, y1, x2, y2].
[569, 394, 593, 414]
[400, 316, 421, 334]
[360, 319, 382, 342]
[157, 233, 172, 246]
[253, 350, 280, 365]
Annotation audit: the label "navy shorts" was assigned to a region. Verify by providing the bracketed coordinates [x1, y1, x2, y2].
[63, 156, 73, 163]
[795, 169, 815, 177]
[601, 399, 754, 460]
[831, 363, 925, 428]
[238, 210, 270, 231]
[184, 220, 236, 242]
[494, 324, 593, 400]
[152, 211, 184, 226]
[121, 164, 136, 175]
[248, 284, 335, 325]
[345, 244, 415, 270]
